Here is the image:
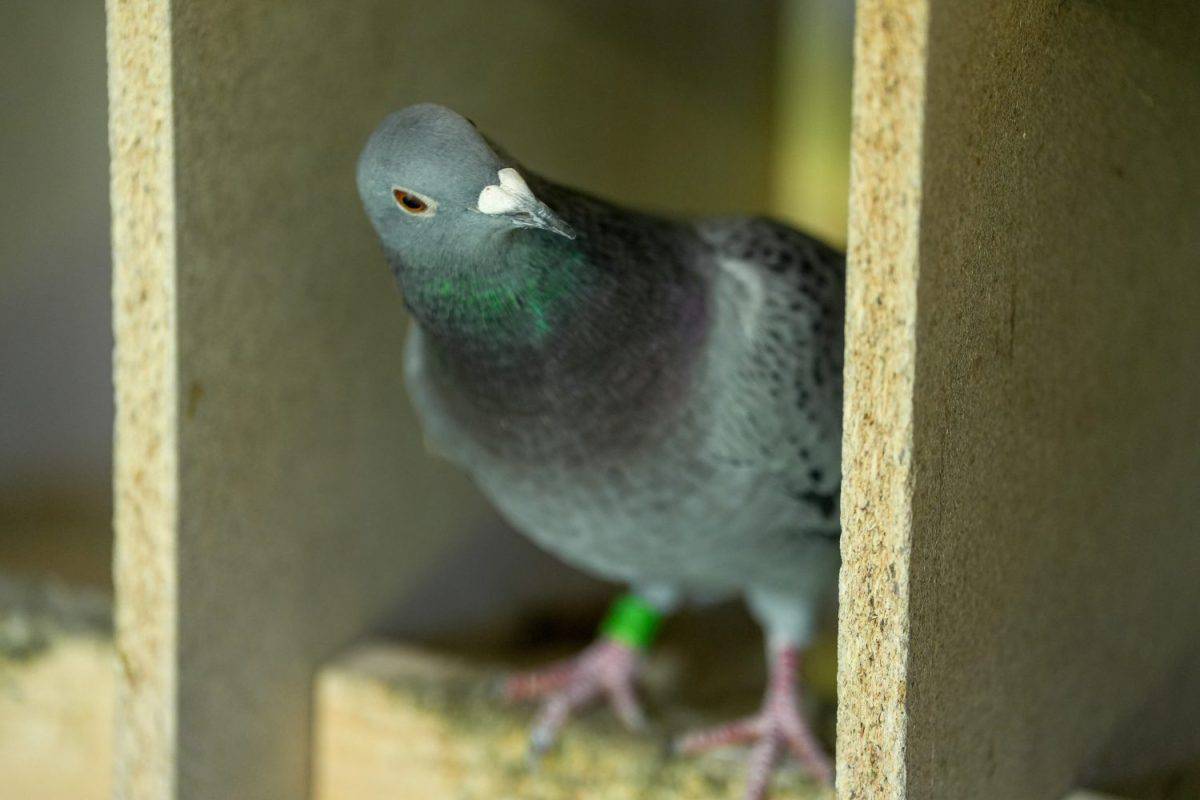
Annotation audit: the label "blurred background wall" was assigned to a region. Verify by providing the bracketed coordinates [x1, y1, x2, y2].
[1, 1, 113, 589]
[0, 0, 852, 637]
[773, 0, 853, 246]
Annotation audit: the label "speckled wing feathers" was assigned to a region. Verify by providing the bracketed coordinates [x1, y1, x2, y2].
[696, 217, 845, 525]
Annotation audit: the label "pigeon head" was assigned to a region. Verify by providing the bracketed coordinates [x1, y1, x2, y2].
[356, 103, 575, 262]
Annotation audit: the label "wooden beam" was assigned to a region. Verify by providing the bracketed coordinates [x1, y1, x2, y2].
[107, 0, 178, 796]
[837, 0, 928, 795]
[840, 1, 1200, 798]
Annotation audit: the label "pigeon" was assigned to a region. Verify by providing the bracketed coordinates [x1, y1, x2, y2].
[357, 103, 843, 798]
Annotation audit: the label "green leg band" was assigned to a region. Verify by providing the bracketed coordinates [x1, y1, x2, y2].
[600, 593, 664, 650]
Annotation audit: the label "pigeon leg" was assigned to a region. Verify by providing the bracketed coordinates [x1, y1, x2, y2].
[504, 591, 672, 756]
[675, 645, 832, 797]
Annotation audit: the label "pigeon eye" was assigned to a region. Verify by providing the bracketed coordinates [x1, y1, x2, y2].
[393, 188, 433, 215]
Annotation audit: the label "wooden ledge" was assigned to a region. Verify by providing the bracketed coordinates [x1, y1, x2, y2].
[0, 576, 1193, 800]
[313, 641, 833, 800]
[0, 575, 114, 800]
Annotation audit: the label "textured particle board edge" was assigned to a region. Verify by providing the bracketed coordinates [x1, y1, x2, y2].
[0, 576, 115, 800]
[837, 0, 929, 798]
[106, 0, 178, 797]
[312, 641, 833, 800]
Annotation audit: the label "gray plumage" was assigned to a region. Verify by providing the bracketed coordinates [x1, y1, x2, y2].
[357, 102, 843, 662]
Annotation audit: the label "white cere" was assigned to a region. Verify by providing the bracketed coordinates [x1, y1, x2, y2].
[477, 167, 538, 216]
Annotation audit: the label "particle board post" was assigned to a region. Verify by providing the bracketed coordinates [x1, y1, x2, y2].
[108, 1, 178, 797]
[837, 0, 928, 796]
[107, 2, 778, 798]
[840, 2, 1200, 799]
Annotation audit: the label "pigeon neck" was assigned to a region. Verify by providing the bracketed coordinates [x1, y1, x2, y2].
[398, 232, 603, 362]
[398, 228, 706, 411]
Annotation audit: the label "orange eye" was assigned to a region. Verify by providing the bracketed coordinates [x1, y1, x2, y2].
[393, 188, 429, 214]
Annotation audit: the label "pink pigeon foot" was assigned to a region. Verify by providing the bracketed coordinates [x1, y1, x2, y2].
[504, 638, 646, 755]
[675, 646, 832, 799]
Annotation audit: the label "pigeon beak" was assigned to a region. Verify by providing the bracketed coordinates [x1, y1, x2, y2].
[476, 168, 577, 240]
[513, 201, 576, 240]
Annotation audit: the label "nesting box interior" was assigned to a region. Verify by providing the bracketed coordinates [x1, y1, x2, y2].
[5, 0, 1200, 799]
[106, 2, 842, 798]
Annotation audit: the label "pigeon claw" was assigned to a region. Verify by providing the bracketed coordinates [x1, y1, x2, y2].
[673, 645, 832, 800]
[504, 638, 646, 758]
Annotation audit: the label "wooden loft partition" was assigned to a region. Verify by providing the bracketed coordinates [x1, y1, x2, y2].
[840, 1, 1200, 798]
